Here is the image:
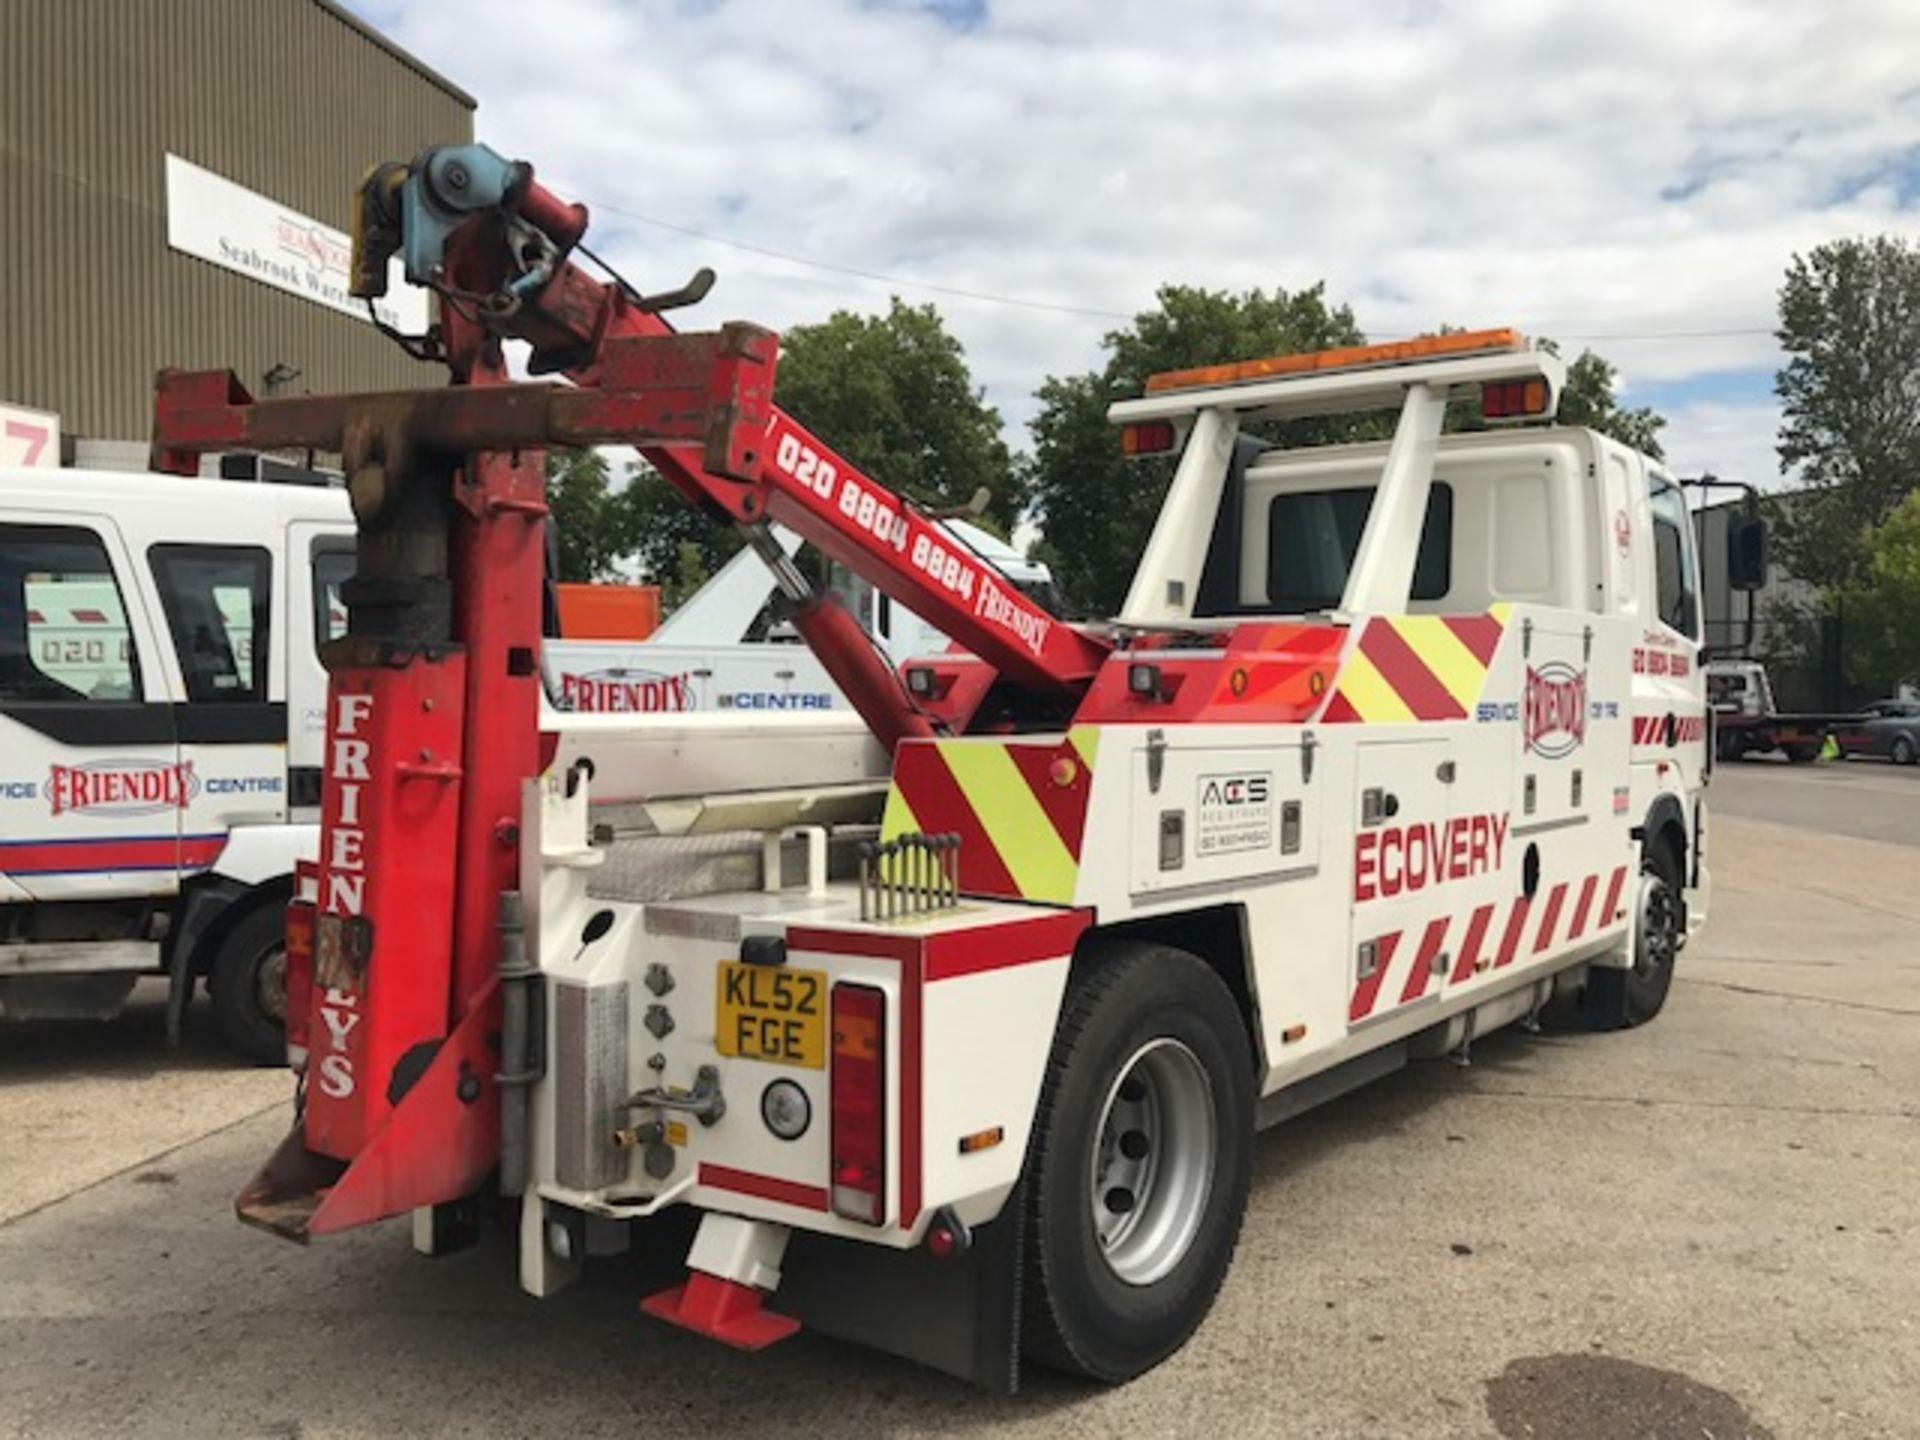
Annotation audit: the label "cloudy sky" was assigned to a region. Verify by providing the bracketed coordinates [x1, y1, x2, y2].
[349, 0, 1917, 492]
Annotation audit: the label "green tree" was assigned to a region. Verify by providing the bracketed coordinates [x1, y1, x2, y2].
[545, 448, 642, 582]
[617, 465, 742, 609]
[775, 297, 1016, 528]
[1773, 235, 1920, 590]
[1546, 345, 1666, 458]
[1841, 489, 1920, 691]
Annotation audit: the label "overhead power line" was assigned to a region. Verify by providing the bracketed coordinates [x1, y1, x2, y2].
[565, 187, 1781, 344]
[573, 191, 1134, 321]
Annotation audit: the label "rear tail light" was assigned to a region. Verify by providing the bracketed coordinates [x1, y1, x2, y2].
[1120, 419, 1177, 456]
[829, 983, 887, 1225]
[1480, 378, 1550, 422]
[284, 862, 319, 1071]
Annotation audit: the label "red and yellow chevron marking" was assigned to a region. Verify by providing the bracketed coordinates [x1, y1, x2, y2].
[881, 726, 1100, 905]
[1320, 607, 1508, 724]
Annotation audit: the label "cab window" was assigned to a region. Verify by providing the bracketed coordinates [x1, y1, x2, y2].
[1266, 482, 1452, 612]
[1649, 482, 1699, 638]
[150, 544, 271, 702]
[312, 538, 354, 646]
[0, 524, 142, 702]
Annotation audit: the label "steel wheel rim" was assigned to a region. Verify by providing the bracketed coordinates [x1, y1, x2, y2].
[1089, 1037, 1216, 1287]
[255, 944, 288, 1023]
[1634, 873, 1677, 979]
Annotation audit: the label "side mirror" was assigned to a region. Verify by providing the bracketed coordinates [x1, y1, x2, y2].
[1728, 514, 1768, 591]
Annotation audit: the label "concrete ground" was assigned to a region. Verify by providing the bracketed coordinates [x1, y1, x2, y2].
[1, 762, 1915, 1438]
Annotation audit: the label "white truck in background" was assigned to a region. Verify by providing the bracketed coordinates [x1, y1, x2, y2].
[0, 464, 1035, 1059]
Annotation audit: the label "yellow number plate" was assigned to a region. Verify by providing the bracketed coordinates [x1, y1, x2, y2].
[715, 963, 826, 1069]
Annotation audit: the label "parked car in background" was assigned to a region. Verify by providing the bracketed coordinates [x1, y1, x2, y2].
[1853, 698, 1920, 765]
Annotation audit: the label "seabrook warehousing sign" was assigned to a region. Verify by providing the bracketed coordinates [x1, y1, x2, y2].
[165, 155, 431, 333]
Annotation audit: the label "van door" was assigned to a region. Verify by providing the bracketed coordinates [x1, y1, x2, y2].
[292, 525, 353, 811]
[0, 518, 181, 902]
[146, 542, 290, 861]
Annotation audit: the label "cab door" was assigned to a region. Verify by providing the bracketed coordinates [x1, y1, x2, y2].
[146, 542, 290, 864]
[0, 516, 181, 902]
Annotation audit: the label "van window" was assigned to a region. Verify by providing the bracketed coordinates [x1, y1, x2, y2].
[150, 544, 271, 702]
[1266, 483, 1452, 612]
[1649, 482, 1699, 638]
[312, 539, 354, 646]
[0, 525, 142, 702]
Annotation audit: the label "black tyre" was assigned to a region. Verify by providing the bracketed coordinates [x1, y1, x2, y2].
[1892, 734, 1916, 766]
[1022, 942, 1254, 1383]
[1785, 743, 1818, 764]
[210, 902, 289, 1066]
[1586, 839, 1682, 1030]
[1717, 729, 1748, 763]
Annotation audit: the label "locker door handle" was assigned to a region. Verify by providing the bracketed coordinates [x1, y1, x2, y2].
[1361, 789, 1402, 826]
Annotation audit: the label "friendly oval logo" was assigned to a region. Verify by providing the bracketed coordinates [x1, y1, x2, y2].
[1522, 663, 1588, 759]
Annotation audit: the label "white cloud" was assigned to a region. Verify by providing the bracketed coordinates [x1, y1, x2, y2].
[1661, 399, 1794, 496]
[354, 0, 1918, 486]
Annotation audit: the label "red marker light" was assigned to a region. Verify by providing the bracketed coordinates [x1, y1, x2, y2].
[1121, 420, 1177, 456]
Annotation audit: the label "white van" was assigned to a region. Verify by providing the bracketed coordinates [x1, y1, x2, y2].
[0, 467, 350, 1059]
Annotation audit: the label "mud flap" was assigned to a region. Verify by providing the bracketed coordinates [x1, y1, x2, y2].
[770, 1186, 1027, 1394]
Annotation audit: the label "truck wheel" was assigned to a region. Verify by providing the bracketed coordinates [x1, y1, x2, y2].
[1785, 743, 1817, 764]
[1587, 841, 1681, 1030]
[1892, 735, 1916, 766]
[210, 903, 289, 1066]
[1717, 730, 1748, 763]
[1021, 943, 1254, 1382]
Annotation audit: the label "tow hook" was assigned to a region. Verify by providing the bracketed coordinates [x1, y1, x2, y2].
[626, 1064, 727, 1127]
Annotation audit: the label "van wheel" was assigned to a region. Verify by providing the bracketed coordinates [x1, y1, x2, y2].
[1587, 841, 1682, 1030]
[1021, 943, 1254, 1382]
[210, 903, 289, 1066]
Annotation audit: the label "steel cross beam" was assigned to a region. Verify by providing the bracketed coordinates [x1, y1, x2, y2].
[149, 325, 777, 481]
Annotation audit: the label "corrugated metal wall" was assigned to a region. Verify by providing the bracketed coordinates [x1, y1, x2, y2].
[0, 0, 474, 444]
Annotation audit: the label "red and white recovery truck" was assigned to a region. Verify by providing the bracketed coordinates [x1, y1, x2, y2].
[149, 145, 1722, 1390]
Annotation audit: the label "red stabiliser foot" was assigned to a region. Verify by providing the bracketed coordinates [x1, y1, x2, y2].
[641, 1272, 801, 1351]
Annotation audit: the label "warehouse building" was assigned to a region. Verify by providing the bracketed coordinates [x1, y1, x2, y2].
[1, 0, 473, 469]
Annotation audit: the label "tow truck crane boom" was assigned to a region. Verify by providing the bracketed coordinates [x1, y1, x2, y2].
[158, 145, 1106, 737]
[147, 144, 1104, 1238]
